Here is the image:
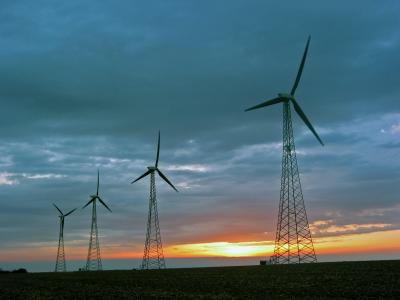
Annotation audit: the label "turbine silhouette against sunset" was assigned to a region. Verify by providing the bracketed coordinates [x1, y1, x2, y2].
[245, 36, 323, 264]
[131, 131, 178, 269]
[82, 171, 112, 271]
[53, 204, 76, 272]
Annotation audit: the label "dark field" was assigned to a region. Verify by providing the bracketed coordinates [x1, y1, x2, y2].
[1, 260, 399, 299]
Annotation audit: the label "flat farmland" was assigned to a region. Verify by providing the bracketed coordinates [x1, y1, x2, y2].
[1, 260, 399, 299]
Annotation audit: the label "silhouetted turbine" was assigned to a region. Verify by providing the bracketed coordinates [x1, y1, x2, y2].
[245, 35, 323, 264]
[131, 131, 178, 269]
[83, 170, 111, 271]
[53, 204, 76, 272]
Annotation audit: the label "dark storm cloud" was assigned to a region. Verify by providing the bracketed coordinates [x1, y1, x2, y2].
[1, 0, 400, 261]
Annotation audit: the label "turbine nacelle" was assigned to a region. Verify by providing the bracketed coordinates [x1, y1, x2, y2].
[53, 203, 77, 218]
[147, 166, 157, 171]
[278, 93, 294, 101]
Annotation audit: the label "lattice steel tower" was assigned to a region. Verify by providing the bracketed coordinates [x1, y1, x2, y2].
[245, 36, 323, 264]
[53, 204, 76, 272]
[142, 172, 165, 269]
[83, 171, 112, 271]
[131, 131, 178, 269]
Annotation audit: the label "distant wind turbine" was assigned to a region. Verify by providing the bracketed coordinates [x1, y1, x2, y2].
[53, 204, 76, 272]
[131, 131, 178, 269]
[83, 170, 111, 271]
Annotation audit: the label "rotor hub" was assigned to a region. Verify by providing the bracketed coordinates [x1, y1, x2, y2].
[278, 93, 294, 101]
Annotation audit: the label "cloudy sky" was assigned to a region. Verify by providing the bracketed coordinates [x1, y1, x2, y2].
[1, 1, 400, 269]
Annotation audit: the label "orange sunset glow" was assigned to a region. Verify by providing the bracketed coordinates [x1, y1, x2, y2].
[165, 229, 400, 258]
[3, 229, 399, 262]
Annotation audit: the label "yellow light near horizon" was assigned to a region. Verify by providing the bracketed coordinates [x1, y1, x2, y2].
[166, 241, 275, 258]
[166, 230, 400, 259]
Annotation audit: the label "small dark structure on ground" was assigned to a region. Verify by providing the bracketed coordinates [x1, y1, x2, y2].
[0, 268, 28, 274]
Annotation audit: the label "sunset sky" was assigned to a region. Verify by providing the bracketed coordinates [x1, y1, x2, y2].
[1, 1, 400, 270]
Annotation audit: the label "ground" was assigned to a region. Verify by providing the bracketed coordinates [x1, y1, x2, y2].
[1, 260, 399, 299]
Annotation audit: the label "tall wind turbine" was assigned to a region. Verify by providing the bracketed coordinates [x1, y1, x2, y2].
[131, 131, 178, 269]
[245, 36, 323, 264]
[53, 204, 76, 272]
[83, 170, 112, 271]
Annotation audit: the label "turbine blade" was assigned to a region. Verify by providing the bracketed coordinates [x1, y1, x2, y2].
[155, 131, 160, 168]
[53, 203, 63, 215]
[64, 208, 77, 217]
[245, 97, 284, 112]
[98, 197, 112, 212]
[131, 170, 152, 184]
[291, 99, 324, 146]
[96, 170, 100, 196]
[290, 35, 311, 96]
[82, 198, 94, 209]
[156, 169, 178, 192]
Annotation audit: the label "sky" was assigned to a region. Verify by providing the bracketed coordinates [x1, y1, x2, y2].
[1, 1, 400, 270]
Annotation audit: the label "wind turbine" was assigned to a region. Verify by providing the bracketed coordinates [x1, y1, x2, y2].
[83, 170, 112, 271]
[53, 204, 76, 272]
[245, 36, 323, 264]
[131, 131, 178, 269]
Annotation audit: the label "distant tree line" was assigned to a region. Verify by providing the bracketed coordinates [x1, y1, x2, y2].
[0, 267, 28, 274]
